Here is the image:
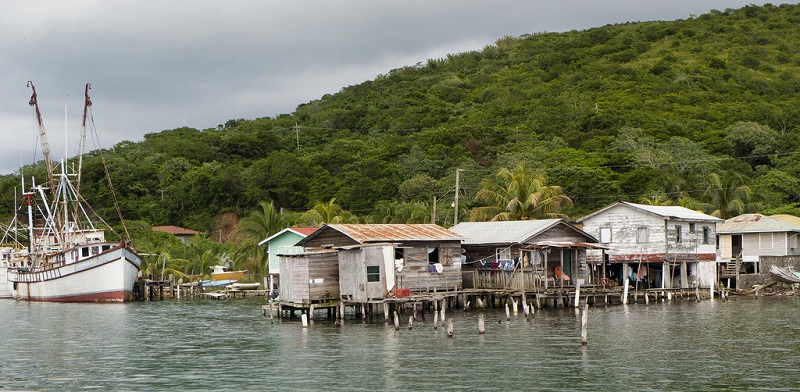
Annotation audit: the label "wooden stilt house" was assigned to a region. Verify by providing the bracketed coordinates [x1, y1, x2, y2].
[450, 220, 602, 291]
[297, 224, 464, 300]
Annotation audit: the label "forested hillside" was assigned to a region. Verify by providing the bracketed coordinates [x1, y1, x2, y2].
[3, 4, 800, 239]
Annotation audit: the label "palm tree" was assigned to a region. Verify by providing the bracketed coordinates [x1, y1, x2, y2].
[299, 198, 355, 226]
[368, 200, 431, 224]
[231, 201, 296, 274]
[469, 163, 573, 221]
[699, 172, 763, 219]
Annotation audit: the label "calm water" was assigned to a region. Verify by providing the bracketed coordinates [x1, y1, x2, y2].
[1, 295, 799, 391]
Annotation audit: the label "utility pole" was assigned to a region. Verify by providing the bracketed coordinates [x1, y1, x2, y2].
[294, 122, 300, 150]
[453, 168, 463, 226]
[431, 196, 437, 224]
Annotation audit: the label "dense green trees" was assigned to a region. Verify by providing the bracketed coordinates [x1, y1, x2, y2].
[2, 4, 800, 278]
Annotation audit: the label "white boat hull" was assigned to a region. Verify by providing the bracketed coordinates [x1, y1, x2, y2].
[10, 246, 141, 302]
[0, 267, 11, 299]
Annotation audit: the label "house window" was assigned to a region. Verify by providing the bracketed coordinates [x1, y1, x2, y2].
[427, 247, 439, 264]
[702, 227, 711, 244]
[637, 227, 648, 243]
[675, 225, 682, 243]
[599, 227, 612, 243]
[496, 247, 511, 261]
[366, 265, 380, 282]
[689, 223, 696, 233]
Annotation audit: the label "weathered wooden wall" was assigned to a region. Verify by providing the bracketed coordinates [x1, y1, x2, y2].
[395, 241, 461, 292]
[279, 251, 339, 304]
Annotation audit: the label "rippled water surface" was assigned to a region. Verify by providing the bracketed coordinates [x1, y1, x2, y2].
[1, 296, 799, 391]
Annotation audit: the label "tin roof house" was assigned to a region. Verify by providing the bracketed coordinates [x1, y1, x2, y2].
[717, 214, 800, 289]
[576, 202, 722, 290]
[450, 220, 602, 291]
[297, 224, 463, 302]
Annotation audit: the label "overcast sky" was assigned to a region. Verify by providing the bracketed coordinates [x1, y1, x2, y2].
[0, 0, 775, 174]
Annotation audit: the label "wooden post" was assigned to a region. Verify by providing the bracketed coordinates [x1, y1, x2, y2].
[383, 303, 389, 322]
[408, 315, 413, 330]
[301, 313, 308, 328]
[512, 297, 518, 314]
[433, 311, 439, 329]
[478, 313, 486, 334]
[340, 302, 345, 320]
[644, 292, 649, 305]
[447, 319, 454, 338]
[394, 311, 400, 330]
[574, 282, 581, 308]
[505, 303, 510, 321]
[622, 264, 630, 305]
[309, 304, 315, 320]
[580, 303, 588, 345]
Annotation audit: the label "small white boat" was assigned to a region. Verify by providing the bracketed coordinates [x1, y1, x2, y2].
[226, 282, 260, 291]
[769, 265, 800, 284]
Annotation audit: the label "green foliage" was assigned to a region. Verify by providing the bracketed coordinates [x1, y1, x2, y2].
[5, 4, 800, 231]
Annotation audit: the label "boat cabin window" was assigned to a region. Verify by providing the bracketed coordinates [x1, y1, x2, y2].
[81, 247, 90, 257]
[101, 245, 111, 252]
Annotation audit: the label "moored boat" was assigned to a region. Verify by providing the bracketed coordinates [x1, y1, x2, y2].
[210, 265, 246, 281]
[226, 282, 260, 291]
[9, 82, 142, 302]
[768, 265, 800, 284]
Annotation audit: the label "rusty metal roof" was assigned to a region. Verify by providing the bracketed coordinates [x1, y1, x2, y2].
[717, 214, 800, 234]
[308, 224, 463, 244]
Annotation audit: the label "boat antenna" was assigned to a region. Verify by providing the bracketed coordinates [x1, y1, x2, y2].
[27, 81, 56, 194]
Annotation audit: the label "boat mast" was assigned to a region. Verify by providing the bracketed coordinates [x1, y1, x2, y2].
[76, 83, 91, 194]
[27, 82, 56, 194]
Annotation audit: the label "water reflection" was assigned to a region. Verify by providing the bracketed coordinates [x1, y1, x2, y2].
[2, 297, 800, 390]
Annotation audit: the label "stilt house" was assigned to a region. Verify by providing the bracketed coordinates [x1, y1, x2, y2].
[259, 227, 318, 290]
[450, 220, 602, 291]
[296, 224, 463, 301]
[717, 214, 800, 289]
[576, 202, 722, 289]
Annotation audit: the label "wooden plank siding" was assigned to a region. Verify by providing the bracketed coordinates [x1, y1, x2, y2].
[279, 251, 339, 305]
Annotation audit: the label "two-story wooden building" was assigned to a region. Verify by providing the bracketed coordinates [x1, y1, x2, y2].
[576, 202, 722, 289]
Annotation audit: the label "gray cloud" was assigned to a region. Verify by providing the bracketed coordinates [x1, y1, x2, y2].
[0, 0, 771, 173]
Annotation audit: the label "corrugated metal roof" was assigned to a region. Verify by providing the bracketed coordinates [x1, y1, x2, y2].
[450, 220, 562, 245]
[627, 203, 722, 221]
[325, 224, 463, 243]
[576, 201, 722, 223]
[717, 214, 800, 234]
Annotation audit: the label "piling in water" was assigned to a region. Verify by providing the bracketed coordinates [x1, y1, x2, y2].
[478, 313, 486, 334]
[581, 303, 588, 345]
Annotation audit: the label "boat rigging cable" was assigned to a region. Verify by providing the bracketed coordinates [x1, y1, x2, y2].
[80, 84, 132, 245]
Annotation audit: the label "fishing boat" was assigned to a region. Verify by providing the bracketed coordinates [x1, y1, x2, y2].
[8, 82, 142, 302]
[769, 265, 800, 284]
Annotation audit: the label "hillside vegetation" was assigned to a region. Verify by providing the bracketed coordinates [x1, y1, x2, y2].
[3, 4, 800, 243]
